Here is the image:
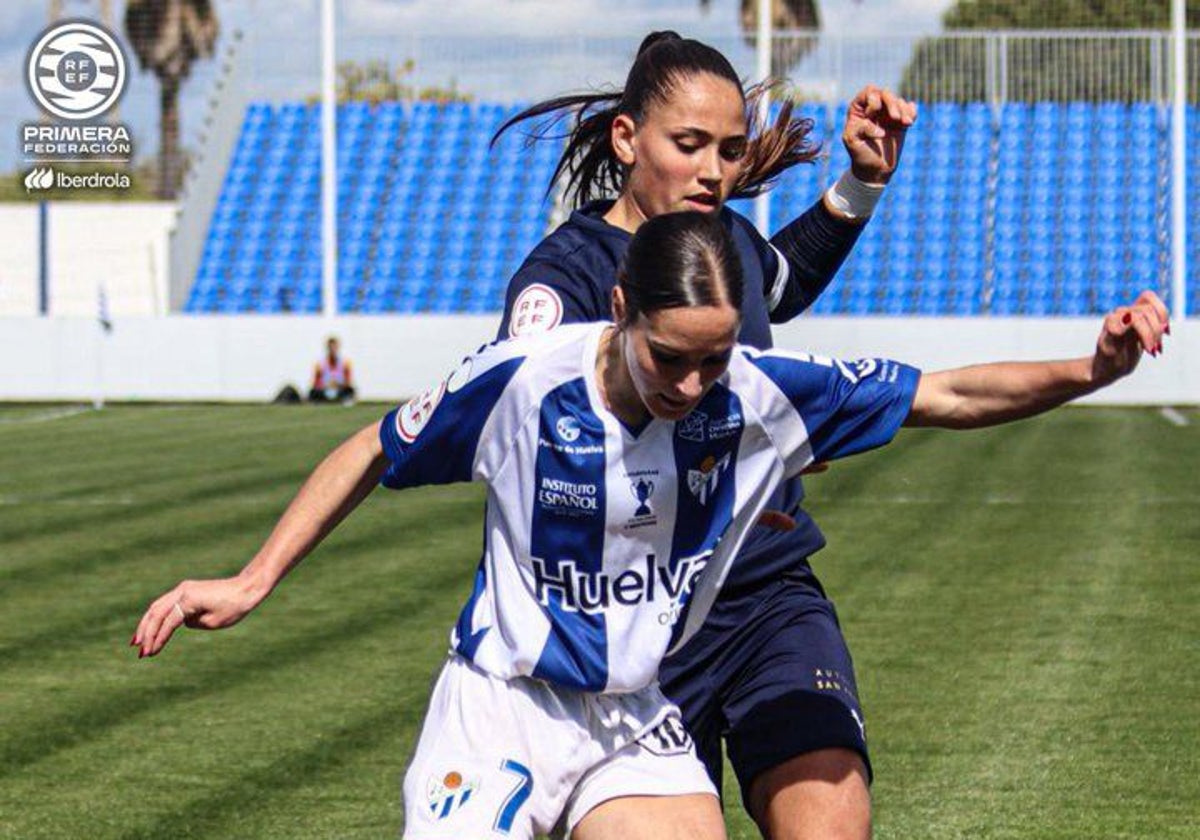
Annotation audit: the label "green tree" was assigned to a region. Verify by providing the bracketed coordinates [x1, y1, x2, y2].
[335, 59, 470, 105]
[899, 0, 1200, 103]
[700, 0, 820, 76]
[124, 0, 219, 199]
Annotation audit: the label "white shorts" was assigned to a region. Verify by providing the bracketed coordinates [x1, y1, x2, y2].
[401, 654, 717, 839]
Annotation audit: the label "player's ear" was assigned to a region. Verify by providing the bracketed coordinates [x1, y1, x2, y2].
[611, 285, 627, 325]
[611, 113, 637, 167]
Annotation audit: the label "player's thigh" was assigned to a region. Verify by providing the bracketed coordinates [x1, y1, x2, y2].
[563, 712, 720, 838]
[723, 591, 871, 804]
[402, 656, 582, 840]
[749, 747, 870, 840]
[572, 793, 726, 840]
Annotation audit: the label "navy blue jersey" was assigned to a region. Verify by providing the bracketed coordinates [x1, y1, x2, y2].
[497, 200, 863, 592]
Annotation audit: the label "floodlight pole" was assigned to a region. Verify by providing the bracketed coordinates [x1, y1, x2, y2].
[1171, 0, 1187, 320]
[753, 0, 772, 236]
[320, 0, 338, 318]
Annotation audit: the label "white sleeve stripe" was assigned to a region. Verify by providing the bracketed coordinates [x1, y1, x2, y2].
[766, 244, 790, 314]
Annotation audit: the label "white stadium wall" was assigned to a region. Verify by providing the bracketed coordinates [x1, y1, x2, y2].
[0, 202, 175, 318]
[0, 315, 1195, 405]
[0, 206, 40, 317]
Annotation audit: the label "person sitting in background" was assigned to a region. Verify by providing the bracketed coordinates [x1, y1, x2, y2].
[309, 337, 356, 404]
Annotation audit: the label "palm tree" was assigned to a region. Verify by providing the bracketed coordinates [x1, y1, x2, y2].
[124, 0, 219, 199]
[702, 0, 820, 77]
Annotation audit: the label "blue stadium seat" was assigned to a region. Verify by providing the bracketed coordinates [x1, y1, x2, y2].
[190, 98, 1187, 316]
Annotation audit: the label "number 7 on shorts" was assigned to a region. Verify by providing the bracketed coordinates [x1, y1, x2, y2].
[493, 758, 533, 834]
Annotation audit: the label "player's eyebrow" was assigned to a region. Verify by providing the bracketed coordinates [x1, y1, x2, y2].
[649, 337, 734, 358]
[673, 126, 747, 142]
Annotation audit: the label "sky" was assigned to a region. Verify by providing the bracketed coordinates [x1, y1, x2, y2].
[0, 0, 955, 175]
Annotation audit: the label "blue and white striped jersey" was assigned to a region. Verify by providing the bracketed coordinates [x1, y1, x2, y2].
[379, 324, 919, 693]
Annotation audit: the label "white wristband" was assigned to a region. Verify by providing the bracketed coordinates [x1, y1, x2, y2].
[825, 169, 885, 221]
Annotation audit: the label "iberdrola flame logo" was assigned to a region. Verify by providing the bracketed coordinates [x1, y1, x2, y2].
[24, 168, 55, 191]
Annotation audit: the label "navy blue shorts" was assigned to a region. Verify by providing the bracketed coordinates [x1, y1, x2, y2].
[659, 569, 870, 810]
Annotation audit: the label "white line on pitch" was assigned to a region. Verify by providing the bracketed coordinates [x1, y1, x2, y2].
[818, 495, 1200, 506]
[0, 495, 134, 506]
[1159, 407, 1190, 427]
[0, 406, 92, 426]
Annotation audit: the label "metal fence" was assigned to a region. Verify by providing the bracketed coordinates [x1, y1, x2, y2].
[178, 27, 1196, 317]
[304, 30, 1198, 107]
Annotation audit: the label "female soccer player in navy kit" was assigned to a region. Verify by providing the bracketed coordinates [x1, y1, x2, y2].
[135, 214, 1166, 840]
[493, 31, 918, 839]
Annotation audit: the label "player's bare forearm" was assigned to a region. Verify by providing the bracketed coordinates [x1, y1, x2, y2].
[239, 421, 387, 598]
[133, 421, 387, 658]
[906, 358, 1095, 429]
[906, 292, 1167, 430]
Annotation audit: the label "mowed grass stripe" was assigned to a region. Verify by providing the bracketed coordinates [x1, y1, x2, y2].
[0, 406, 370, 550]
[2, 406, 1196, 840]
[0, 483, 484, 651]
[805, 410, 1198, 839]
[1, 407, 484, 815]
[1, 470, 485, 768]
[2, 575, 456, 840]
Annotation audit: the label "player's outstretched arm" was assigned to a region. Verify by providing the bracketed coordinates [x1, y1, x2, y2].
[906, 291, 1169, 429]
[132, 420, 389, 658]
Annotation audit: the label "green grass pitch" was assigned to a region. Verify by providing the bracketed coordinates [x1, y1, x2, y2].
[1, 404, 1196, 839]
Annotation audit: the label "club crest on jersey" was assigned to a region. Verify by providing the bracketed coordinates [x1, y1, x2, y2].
[677, 411, 707, 443]
[427, 770, 479, 821]
[687, 452, 731, 505]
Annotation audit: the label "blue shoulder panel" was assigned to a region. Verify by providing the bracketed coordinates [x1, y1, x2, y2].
[379, 355, 524, 489]
[749, 353, 921, 463]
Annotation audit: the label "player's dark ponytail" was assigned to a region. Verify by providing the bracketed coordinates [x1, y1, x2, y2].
[492, 31, 821, 205]
[618, 212, 743, 325]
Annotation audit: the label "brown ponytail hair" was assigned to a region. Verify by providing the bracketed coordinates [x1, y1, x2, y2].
[492, 31, 821, 207]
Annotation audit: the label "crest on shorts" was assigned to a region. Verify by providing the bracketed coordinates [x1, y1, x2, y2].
[427, 770, 479, 820]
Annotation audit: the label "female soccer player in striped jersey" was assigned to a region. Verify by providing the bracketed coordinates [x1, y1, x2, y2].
[134, 213, 1166, 840]
[492, 30, 917, 840]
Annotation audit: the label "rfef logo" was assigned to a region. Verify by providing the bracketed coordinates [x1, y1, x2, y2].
[27, 21, 126, 120]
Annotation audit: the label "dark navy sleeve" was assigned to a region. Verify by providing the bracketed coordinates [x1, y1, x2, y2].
[765, 199, 866, 323]
[378, 352, 524, 489]
[497, 260, 608, 341]
[750, 352, 921, 463]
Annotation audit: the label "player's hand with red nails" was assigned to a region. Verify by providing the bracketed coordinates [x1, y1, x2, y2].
[1092, 290, 1170, 385]
[843, 85, 917, 185]
[132, 574, 265, 658]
